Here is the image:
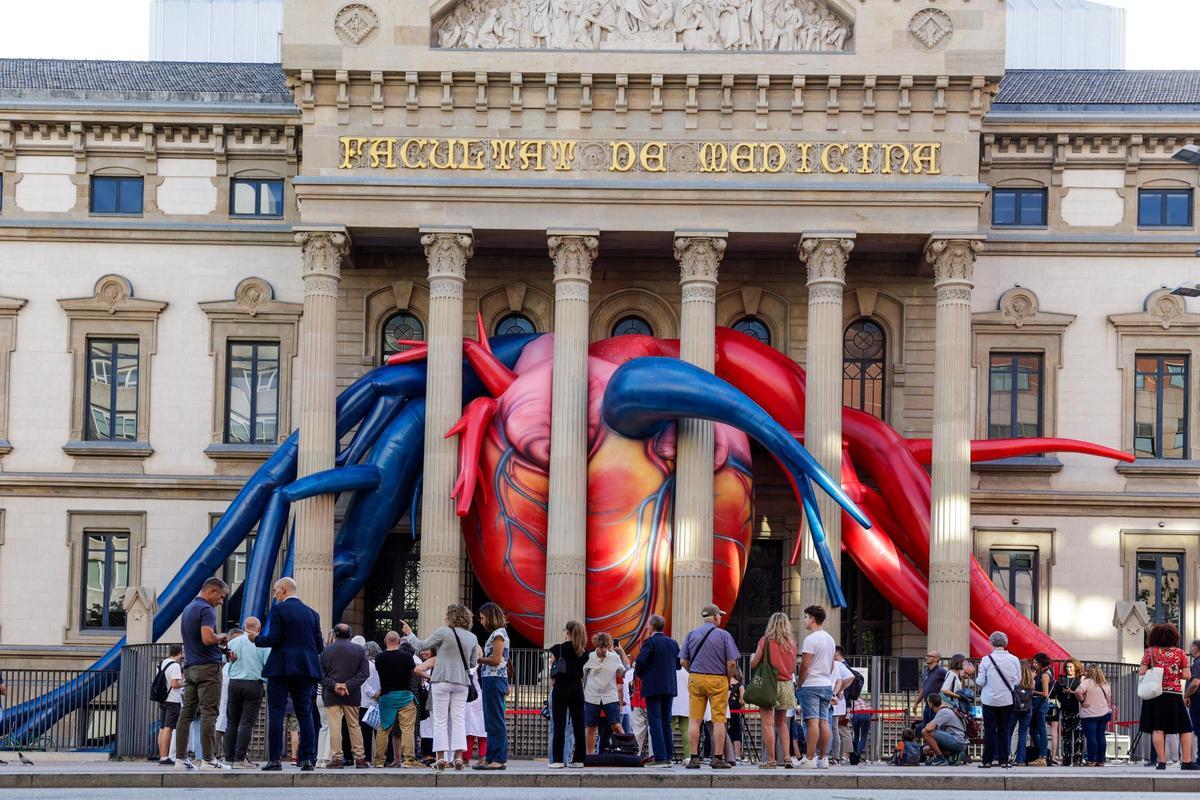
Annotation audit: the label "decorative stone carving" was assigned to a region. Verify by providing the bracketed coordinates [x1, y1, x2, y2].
[421, 231, 475, 281]
[434, 0, 852, 52]
[334, 3, 380, 47]
[122, 586, 158, 645]
[1109, 288, 1200, 333]
[908, 7, 953, 51]
[925, 238, 982, 287]
[296, 231, 349, 281]
[974, 286, 1076, 333]
[548, 233, 600, 282]
[799, 236, 853, 286]
[674, 235, 726, 284]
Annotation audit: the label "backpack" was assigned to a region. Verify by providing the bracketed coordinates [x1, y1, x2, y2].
[150, 659, 172, 703]
[844, 668, 865, 703]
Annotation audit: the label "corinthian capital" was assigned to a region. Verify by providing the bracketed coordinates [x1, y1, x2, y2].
[674, 232, 726, 285]
[420, 228, 474, 282]
[925, 236, 984, 287]
[799, 234, 854, 287]
[295, 228, 349, 280]
[547, 230, 599, 283]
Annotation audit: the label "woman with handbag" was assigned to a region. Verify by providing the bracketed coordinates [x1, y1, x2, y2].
[748, 612, 797, 768]
[1074, 665, 1111, 766]
[1138, 622, 1197, 771]
[1056, 658, 1085, 766]
[401, 604, 480, 771]
[1006, 661, 1036, 765]
[547, 620, 589, 768]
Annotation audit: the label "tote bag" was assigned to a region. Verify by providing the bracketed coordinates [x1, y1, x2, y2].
[743, 643, 780, 708]
[1138, 649, 1164, 700]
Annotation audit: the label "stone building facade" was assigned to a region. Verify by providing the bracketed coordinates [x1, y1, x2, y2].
[0, 1, 1197, 669]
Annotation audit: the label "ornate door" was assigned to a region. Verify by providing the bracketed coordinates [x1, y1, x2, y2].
[725, 540, 783, 650]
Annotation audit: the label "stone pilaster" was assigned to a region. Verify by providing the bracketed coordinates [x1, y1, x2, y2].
[671, 232, 725, 635]
[417, 227, 473, 637]
[543, 230, 599, 645]
[293, 226, 348, 632]
[925, 235, 984, 656]
[798, 234, 853, 635]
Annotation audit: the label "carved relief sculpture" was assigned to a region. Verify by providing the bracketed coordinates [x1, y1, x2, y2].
[433, 0, 852, 51]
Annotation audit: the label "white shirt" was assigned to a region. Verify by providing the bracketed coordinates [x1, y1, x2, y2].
[977, 648, 1022, 707]
[361, 660, 380, 709]
[671, 669, 690, 717]
[800, 629, 836, 687]
[215, 662, 231, 732]
[830, 660, 855, 715]
[160, 657, 183, 704]
[583, 650, 625, 704]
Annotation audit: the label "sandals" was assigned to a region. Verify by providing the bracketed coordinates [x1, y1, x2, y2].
[758, 761, 777, 769]
[432, 759, 449, 771]
[453, 758, 466, 771]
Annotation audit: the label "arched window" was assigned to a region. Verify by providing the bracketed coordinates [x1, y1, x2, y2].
[732, 316, 771, 346]
[381, 312, 425, 363]
[493, 312, 536, 336]
[843, 319, 886, 419]
[611, 315, 654, 337]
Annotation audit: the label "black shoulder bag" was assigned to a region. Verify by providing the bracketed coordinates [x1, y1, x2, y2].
[988, 654, 1030, 713]
[452, 629, 479, 703]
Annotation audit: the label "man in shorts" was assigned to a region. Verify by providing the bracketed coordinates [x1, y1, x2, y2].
[157, 644, 185, 765]
[921, 695, 967, 764]
[797, 605, 835, 769]
[679, 604, 739, 770]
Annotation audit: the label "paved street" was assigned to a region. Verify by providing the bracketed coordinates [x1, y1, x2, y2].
[0, 790, 1170, 800]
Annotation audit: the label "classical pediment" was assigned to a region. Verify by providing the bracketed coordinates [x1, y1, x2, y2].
[431, 0, 854, 52]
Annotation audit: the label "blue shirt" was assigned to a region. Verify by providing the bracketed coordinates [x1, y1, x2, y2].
[228, 634, 270, 681]
[680, 623, 739, 676]
[181, 597, 222, 666]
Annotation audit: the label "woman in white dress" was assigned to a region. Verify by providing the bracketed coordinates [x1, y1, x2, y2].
[464, 666, 487, 765]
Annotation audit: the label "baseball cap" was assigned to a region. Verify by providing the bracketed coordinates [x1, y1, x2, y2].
[701, 604, 725, 618]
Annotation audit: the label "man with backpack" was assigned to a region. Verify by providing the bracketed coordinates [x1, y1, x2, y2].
[154, 644, 185, 765]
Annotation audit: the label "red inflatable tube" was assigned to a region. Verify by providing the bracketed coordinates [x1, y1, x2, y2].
[905, 437, 1135, 466]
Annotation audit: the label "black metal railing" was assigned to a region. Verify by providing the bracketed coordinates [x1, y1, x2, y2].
[0, 668, 120, 752]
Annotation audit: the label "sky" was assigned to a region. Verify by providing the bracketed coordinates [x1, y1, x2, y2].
[0, 0, 1198, 67]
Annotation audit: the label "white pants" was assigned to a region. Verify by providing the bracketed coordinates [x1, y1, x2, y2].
[316, 692, 330, 764]
[431, 682, 469, 757]
[632, 707, 649, 755]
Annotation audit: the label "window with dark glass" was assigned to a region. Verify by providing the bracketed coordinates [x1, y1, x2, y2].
[988, 353, 1043, 439]
[226, 342, 279, 445]
[989, 549, 1038, 624]
[381, 312, 425, 362]
[1137, 552, 1184, 640]
[83, 532, 130, 630]
[493, 312, 536, 336]
[230, 178, 285, 218]
[221, 534, 256, 630]
[89, 176, 143, 215]
[1138, 189, 1193, 227]
[1134, 354, 1189, 459]
[611, 315, 653, 337]
[843, 319, 885, 419]
[992, 188, 1047, 227]
[85, 339, 138, 441]
[732, 316, 771, 346]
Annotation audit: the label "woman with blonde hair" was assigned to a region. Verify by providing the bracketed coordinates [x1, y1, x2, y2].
[547, 620, 589, 768]
[1006, 659, 1036, 765]
[1074, 665, 1111, 766]
[402, 604, 479, 771]
[749, 611, 797, 768]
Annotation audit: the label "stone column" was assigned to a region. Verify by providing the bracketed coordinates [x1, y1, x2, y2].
[543, 231, 599, 646]
[797, 234, 854, 635]
[671, 232, 725, 635]
[417, 227, 473, 637]
[293, 227, 348, 632]
[925, 235, 983, 656]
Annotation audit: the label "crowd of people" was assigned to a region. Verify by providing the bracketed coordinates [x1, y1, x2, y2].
[151, 577, 1200, 772]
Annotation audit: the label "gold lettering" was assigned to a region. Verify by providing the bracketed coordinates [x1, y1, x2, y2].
[457, 139, 486, 170]
[794, 143, 813, 173]
[730, 142, 758, 173]
[368, 137, 396, 169]
[610, 141, 636, 172]
[856, 142, 874, 175]
[640, 142, 667, 173]
[427, 139, 456, 169]
[338, 136, 368, 169]
[880, 143, 911, 175]
[820, 143, 849, 174]
[519, 140, 546, 171]
[550, 140, 577, 171]
[760, 142, 787, 174]
[491, 139, 517, 170]
[399, 138, 427, 169]
[699, 142, 729, 173]
[911, 143, 941, 175]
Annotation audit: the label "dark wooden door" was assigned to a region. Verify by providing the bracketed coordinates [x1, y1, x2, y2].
[725, 539, 783, 651]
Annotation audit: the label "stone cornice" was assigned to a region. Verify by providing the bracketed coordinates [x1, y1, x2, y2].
[0, 471, 250, 500]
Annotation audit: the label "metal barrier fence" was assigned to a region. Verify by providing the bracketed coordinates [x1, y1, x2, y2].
[0, 668, 120, 752]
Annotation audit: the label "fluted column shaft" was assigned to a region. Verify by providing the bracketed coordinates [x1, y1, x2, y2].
[798, 234, 853, 635]
[293, 227, 348, 632]
[671, 232, 725, 635]
[926, 236, 983, 656]
[417, 228, 473, 636]
[544, 231, 599, 645]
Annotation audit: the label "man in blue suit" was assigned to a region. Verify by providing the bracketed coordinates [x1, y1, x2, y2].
[255, 577, 324, 771]
[635, 614, 681, 767]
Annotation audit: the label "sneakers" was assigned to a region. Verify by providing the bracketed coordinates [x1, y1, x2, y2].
[547, 762, 565, 769]
[200, 760, 232, 770]
[568, 762, 584, 769]
[1028, 757, 1047, 766]
[685, 756, 702, 769]
[158, 757, 175, 766]
[710, 756, 733, 769]
[927, 756, 949, 766]
[402, 759, 423, 769]
[173, 759, 195, 771]
[231, 760, 257, 770]
[816, 757, 830, 770]
[800, 757, 818, 769]
[648, 760, 673, 769]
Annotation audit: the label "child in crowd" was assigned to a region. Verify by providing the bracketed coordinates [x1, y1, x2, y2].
[891, 728, 922, 766]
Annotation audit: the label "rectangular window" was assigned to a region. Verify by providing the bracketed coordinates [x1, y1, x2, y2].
[988, 353, 1044, 439]
[989, 549, 1038, 624]
[1137, 552, 1184, 640]
[89, 176, 144, 215]
[1134, 354, 1189, 459]
[1138, 189, 1193, 227]
[992, 188, 1047, 227]
[221, 534, 256, 630]
[82, 532, 130, 630]
[85, 339, 139, 441]
[225, 341, 280, 445]
[230, 178, 284, 218]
